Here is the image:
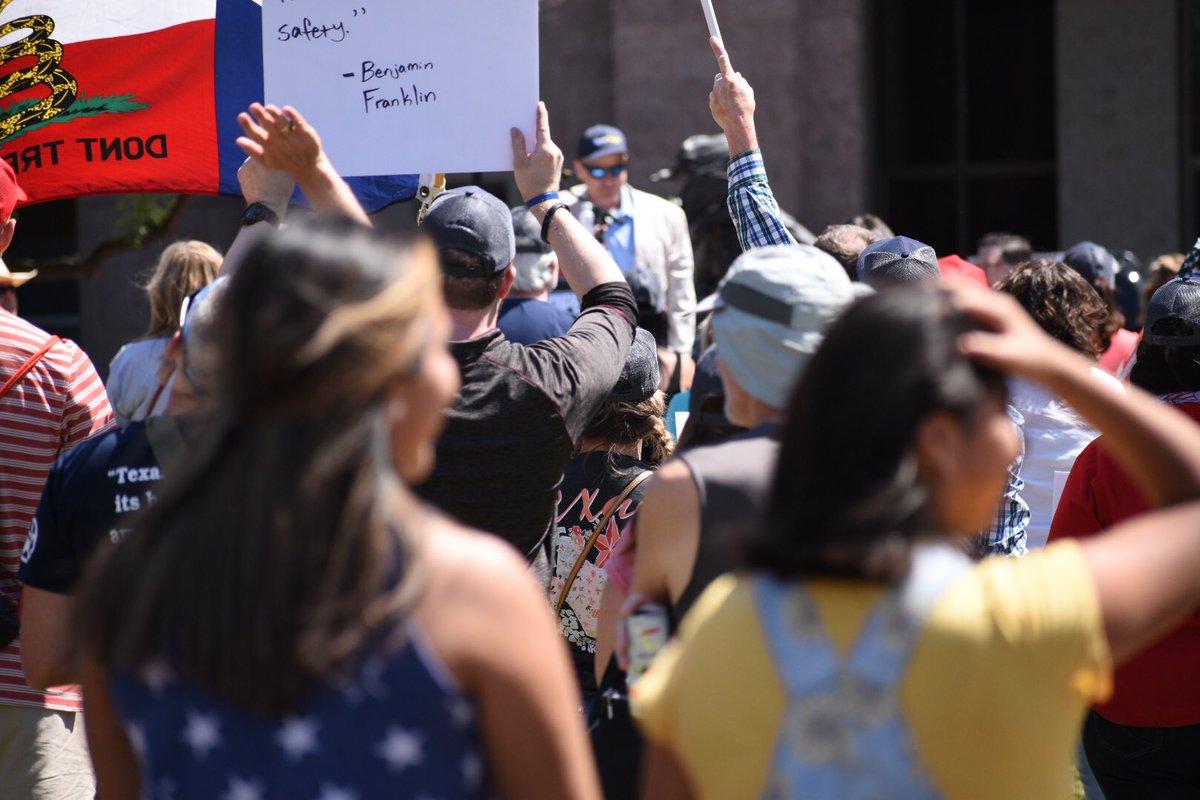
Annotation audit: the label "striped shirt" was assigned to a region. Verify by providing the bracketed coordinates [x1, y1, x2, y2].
[0, 309, 113, 711]
[727, 149, 797, 251]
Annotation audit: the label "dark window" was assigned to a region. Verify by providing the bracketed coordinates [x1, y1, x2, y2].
[872, 0, 1058, 256]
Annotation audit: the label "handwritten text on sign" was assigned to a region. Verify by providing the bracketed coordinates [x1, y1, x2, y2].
[263, 0, 539, 177]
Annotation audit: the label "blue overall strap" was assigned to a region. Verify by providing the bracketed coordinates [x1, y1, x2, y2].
[755, 544, 971, 800]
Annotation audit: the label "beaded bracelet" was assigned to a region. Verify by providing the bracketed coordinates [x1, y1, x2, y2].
[540, 203, 570, 243]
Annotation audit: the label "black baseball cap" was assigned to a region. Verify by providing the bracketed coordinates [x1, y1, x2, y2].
[423, 186, 515, 276]
[1145, 276, 1200, 347]
[612, 328, 660, 402]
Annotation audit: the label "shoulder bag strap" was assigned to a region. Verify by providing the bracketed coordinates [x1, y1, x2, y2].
[556, 469, 654, 615]
[0, 336, 59, 401]
[0, 336, 59, 587]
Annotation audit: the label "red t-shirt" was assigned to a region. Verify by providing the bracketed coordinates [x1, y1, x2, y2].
[1048, 400, 1200, 727]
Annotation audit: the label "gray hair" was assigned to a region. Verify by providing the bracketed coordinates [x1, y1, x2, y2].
[512, 252, 556, 293]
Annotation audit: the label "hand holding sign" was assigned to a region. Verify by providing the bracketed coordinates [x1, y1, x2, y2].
[708, 37, 758, 156]
[262, 0, 539, 176]
[510, 102, 563, 205]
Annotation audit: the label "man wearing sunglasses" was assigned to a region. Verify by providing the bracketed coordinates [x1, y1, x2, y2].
[569, 125, 697, 392]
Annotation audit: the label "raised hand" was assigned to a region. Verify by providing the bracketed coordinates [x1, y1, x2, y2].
[708, 37, 758, 155]
[510, 102, 564, 205]
[237, 103, 325, 181]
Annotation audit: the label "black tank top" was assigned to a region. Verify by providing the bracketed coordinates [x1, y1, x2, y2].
[674, 424, 780, 619]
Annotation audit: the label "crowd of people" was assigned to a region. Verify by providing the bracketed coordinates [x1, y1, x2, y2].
[2, 34, 1200, 800]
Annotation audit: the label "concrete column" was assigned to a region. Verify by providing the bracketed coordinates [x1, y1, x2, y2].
[1057, 0, 1181, 259]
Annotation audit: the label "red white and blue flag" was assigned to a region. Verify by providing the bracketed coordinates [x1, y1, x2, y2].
[0, 0, 415, 210]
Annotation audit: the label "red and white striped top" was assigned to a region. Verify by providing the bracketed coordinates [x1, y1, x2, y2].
[0, 309, 113, 711]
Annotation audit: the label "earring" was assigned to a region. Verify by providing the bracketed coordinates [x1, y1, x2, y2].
[388, 397, 408, 422]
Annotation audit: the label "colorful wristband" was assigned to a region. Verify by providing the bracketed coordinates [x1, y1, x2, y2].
[525, 192, 560, 209]
[540, 203, 570, 243]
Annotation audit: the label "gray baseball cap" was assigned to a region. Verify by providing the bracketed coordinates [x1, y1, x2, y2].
[511, 205, 551, 256]
[424, 186, 516, 276]
[712, 245, 871, 409]
[857, 236, 940, 288]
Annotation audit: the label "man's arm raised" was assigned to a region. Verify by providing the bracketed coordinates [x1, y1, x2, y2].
[237, 103, 371, 227]
[220, 157, 296, 277]
[708, 38, 796, 251]
[511, 103, 626, 299]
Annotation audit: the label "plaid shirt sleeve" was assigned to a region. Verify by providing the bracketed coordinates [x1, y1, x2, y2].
[727, 149, 797, 251]
[975, 405, 1030, 557]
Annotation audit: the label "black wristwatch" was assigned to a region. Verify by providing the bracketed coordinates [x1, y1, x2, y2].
[241, 202, 280, 228]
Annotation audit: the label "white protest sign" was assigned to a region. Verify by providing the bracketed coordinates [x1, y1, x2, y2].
[262, 0, 539, 176]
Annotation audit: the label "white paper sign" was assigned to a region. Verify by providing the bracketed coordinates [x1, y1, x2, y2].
[262, 0, 539, 176]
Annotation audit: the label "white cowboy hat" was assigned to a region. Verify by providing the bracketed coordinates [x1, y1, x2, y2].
[0, 257, 37, 288]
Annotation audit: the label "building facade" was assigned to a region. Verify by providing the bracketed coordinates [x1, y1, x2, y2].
[11, 0, 1196, 366]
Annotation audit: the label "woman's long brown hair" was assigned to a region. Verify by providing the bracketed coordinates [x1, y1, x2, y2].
[78, 219, 439, 716]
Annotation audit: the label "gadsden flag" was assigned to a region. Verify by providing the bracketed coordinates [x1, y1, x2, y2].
[0, 0, 415, 209]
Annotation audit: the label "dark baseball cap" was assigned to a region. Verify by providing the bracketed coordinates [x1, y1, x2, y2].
[578, 125, 628, 161]
[857, 236, 940, 288]
[1145, 276, 1200, 347]
[423, 187, 515, 276]
[1062, 241, 1118, 288]
[510, 205, 551, 256]
[612, 328, 660, 402]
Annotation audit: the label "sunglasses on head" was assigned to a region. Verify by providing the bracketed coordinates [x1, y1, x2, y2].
[584, 163, 627, 179]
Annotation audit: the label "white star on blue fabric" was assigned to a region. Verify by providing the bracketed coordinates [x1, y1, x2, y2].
[223, 776, 264, 800]
[181, 710, 222, 759]
[375, 726, 425, 772]
[276, 716, 320, 762]
[316, 784, 358, 800]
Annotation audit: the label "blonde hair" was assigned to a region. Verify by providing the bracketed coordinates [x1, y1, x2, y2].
[143, 240, 222, 338]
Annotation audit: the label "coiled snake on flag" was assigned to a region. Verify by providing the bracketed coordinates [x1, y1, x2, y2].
[0, 1, 78, 140]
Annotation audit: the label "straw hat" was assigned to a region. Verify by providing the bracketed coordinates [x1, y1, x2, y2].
[0, 257, 36, 288]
